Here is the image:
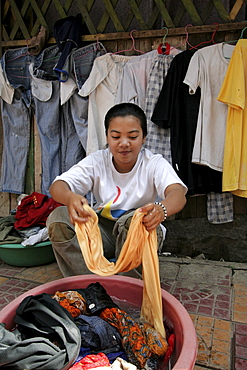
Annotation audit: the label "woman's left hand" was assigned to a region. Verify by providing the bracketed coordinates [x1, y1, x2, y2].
[139, 202, 165, 231]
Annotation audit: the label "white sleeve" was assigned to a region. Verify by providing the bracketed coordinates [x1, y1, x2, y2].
[53, 156, 95, 196]
[183, 51, 200, 95]
[154, 157, 187, 199]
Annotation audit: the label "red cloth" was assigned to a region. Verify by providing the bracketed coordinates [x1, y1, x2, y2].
[14, 192, 62, 230]
[157, 42, 171, 55]
[69, 353, 110, 370]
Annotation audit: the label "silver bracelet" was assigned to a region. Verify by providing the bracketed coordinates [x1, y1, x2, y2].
[154, 202, 168, 221]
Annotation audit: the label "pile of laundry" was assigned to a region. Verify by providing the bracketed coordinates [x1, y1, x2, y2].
[0, 192, 61, 246]
[0, 282, 175, 370]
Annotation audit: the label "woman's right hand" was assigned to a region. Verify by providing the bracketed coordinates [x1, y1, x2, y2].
[49, 180, 92, 225]
[66, 193, 92, 225]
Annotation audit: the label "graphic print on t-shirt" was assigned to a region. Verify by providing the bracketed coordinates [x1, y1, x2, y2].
[98, 186, 126, 220]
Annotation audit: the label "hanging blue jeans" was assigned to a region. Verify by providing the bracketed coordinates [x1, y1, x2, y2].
[61, 95, 86, 172]
[0, 42, 107, 195]
[72, 42, 107, 90]
[0, 91, 32, 193]
[60, 42, 107, 158]
[0, 47, 33, 194]
[0, 46, 62, 195]
[1, 45, 82, 195]
[32, 45, 85, 194]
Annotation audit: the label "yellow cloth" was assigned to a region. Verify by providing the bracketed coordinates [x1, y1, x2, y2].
[218, 39, 247, 197]
[75, 205, 165, 338]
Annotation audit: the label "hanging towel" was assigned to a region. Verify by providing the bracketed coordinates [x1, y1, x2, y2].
[75, 205, 165, 338]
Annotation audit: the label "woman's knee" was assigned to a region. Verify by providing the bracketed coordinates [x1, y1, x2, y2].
[47, 206, 75, 242]
[48, 222, 75, 243]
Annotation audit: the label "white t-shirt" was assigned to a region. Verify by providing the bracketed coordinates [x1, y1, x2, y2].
[78, 53, 132, 155]
[115, 50, 158, 110]
[54, 147, 186, 220]
[183, 43, 234, 172]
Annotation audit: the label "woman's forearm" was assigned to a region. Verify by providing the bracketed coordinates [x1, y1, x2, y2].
[49, 180, 75, 205]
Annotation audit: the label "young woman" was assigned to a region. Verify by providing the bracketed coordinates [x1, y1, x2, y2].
[47, 103, 187, 277]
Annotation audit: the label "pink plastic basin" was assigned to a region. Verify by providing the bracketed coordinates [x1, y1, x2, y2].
[0, 275, 197, 369]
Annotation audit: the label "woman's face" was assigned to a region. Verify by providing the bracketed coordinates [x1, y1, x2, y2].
[106, 115, 146, 173]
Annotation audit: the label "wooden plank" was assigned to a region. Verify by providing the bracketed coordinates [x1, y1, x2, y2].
[129, 0, 148, 30]
[173, 7, 186, 27]
[102, 0, 125, 32]
[8, 0, 30, 39]
[146, 5, 160, 29]
[31, 0, 52, 36]
[139, 37, 152, 53]
[75, 0, 97, 34]
[2, 26, 10, 42]
[1, 0, 247, 44]
[64, 0, 74, 12]
[2, 0, 10, 19]
[51, 0, 67, 18]
[86, 0, 95, 9]
[124, 0, 143, 31]
[10, 193, 18, 213]
[29, 0, 50, 34]
[201, 1, 215, 24]
[153, 0, 175, 28]
[2, 21, 247, 47]
[181, 0, 203, 25]
[212, 0, 230, 22]
[151, 35, 186, 50]
[0, 192, 11, 217]
[81, 21, 247, 39]
[229, 0, 245, 20]
[97, 0, 119, 33]
[10, 0, 32, 41]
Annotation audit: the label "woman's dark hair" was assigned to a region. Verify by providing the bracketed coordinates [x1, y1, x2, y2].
[104, 103, 147, 137]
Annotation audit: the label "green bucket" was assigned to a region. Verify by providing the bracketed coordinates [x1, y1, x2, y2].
[0, 241, 55, 267]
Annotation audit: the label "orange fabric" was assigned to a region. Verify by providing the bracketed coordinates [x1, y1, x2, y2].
[75, 205, 165, 338]
[100, 307, 151, 368]
[53, 290, 86, 317]
[100, 307, 167, 368]
[58, 299, 81, 318]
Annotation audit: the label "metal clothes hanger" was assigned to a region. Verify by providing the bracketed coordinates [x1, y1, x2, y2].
[168, 26, 190, 51]
[186, 23, 219, 50]
[157, 27, 169, 54]
[222, 25, 247, 47]
[239, 25, 247, 39]
[74, 34, 107, 60]
[222, 25, 247, 59]
[111, 29, 144, 55]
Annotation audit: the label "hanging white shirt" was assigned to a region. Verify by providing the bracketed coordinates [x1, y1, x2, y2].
[183, 43, 234, 172]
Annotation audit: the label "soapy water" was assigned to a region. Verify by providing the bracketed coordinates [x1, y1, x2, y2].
[112, 296, 141, 320]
